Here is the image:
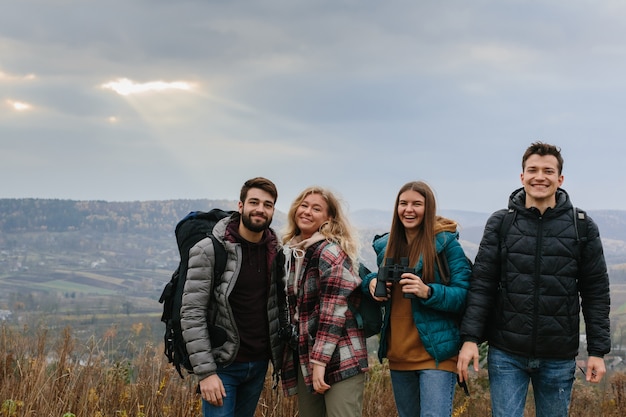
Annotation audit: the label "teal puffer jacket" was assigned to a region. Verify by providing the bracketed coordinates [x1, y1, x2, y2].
[362, 230, 471, 364]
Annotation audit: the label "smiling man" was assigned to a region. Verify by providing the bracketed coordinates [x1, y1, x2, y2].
[457, 142, 611, 417]
[180, 177, 289, 417]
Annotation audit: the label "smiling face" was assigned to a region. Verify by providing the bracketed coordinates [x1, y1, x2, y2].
[295, 192, 330, 239]
[397, 189, 426, 235]
[239, 187, 275, 234]
[521, 153, 564, 210]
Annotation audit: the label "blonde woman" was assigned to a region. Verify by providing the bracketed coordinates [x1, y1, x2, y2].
[281, 186, 368, 417]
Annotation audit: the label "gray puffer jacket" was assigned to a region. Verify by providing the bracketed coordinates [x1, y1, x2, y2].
[180, 213, 288, 381]
[460, 188, 611, 359]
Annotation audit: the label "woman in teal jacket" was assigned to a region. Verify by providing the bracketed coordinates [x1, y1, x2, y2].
[361, 181, 471, 417]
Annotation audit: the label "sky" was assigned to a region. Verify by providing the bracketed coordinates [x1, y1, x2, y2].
[1, 0, 625, 214]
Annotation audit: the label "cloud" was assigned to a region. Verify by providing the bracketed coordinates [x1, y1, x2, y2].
[1, 1, 626, 213]
[5, 99, 33, 111]
[0, 70, 36, 82]
[101, 78, 195, 96]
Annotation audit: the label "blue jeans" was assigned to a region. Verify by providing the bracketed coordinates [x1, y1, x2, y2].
[390, 369, 456, 417]
[488, 347, 576, 417]
[202, 360, 268, 417]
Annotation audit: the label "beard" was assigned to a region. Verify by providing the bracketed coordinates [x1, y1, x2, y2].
[241, 210, 272, 233]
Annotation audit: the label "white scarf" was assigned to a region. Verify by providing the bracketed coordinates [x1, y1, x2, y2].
[283, 232, 327, 321]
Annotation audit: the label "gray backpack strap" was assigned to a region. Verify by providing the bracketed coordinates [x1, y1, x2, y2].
[573, 207, 588, 243]
[573, 207, 589, 263]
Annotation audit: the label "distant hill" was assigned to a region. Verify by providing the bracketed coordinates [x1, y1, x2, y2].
[2, 198, 625, 258]
[0, 198, 239, 235]
[1, 198, 625, 309]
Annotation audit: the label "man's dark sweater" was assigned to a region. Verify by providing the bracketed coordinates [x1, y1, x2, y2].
[227, 221, 271, 362]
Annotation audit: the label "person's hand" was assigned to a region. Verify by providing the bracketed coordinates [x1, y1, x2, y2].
[585, 356, 606, 383]
[399, 273, 430, 299]
[369, 279, 390, 301]
[199, 374, 226, 406]
[312, 363, 331, 394]
[457, 341, 480, 383]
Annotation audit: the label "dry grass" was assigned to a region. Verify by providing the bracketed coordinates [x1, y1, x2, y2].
[1, 323, 625, 417]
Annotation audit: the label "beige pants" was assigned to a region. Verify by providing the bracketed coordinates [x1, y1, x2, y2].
[296, 363, 365, 417]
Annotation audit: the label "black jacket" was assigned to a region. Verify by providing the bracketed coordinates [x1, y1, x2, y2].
[460, 188, 611, 359]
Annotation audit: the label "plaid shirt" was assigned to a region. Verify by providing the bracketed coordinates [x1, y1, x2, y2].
[281, 240, 368, 396]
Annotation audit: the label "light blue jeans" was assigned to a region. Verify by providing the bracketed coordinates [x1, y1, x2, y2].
[389, 369, 456, 417]
[202, 360, 268, 417]
[488, 347, 576, 417]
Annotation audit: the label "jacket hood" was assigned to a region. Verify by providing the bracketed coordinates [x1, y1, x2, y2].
[508, 187, 573, 218]
[434, 216, 458, 235]
[372, 233, 389, 258]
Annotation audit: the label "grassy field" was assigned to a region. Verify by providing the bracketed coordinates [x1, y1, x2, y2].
[1, 323, 626, 417]
[1, 266, 624, 416]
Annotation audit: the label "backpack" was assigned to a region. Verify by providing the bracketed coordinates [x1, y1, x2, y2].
[498, 206, 588, 246]
[350, 263, 383, 339]
[158, 208, 234, 378]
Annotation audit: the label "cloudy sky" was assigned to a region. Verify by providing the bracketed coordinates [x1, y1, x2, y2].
[2, 0, 625, 214]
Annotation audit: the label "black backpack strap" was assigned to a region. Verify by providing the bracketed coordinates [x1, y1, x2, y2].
[498, 209, 516, 289]
[352, 263, 371, 331]
[208, 234, 227, 282]
[436, 251, 452, 286]
[499, 208, 516, 243]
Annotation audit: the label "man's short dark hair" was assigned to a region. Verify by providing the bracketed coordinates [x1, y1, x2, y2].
[240, 177, 278, 203]
[522, 141, 564, 174]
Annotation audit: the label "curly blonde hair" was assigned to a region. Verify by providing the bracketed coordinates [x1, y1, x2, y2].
[282, 186, 360, 263]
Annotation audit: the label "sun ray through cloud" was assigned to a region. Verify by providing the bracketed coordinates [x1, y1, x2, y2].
[6, 99, 33, 111]
[100, 78, 195, 96]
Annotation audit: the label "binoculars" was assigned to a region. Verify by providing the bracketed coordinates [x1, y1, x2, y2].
[374, 257, 417, 298]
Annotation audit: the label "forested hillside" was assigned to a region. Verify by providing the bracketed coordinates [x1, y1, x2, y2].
[0, 198, 238, 234]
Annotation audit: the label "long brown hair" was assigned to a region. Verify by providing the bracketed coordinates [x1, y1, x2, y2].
[384, 181, 437, 283]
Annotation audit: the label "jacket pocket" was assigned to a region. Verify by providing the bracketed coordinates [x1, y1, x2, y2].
[208, 324, 227, 348]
